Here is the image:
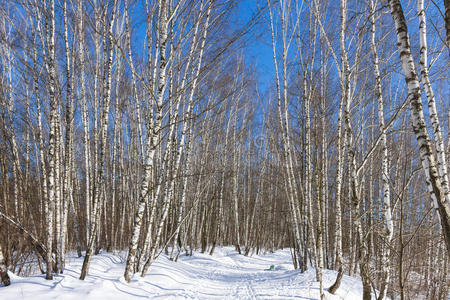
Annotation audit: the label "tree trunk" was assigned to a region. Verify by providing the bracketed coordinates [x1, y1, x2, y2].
[329, 0, 349, 293]
[267, 0, 304, 271]
[0, 244, 10, 287]
[370, 1, 393, 298]
[80, 0, 118, 280]
[124, 0, 169, 282]
[389, 0, 450, 258]
[45, 0, 58, 280]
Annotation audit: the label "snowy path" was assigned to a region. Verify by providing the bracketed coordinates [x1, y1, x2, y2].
[1, 247, 366, 299]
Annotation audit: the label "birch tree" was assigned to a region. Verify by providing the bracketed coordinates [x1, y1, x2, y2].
[80, 0, 118, 280]
[328, 0, 350, 292]
[44, 0, 58, 280]
[124, 0, 170, 282]
[389, 0, 450, 257]
[267, 0, 304, 271]
[0, 244, 10, 286]
[369, 1, 393, 298]
[77, 0, 91, 249]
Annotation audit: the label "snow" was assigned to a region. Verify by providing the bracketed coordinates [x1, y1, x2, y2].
[1, 247, 368, 299]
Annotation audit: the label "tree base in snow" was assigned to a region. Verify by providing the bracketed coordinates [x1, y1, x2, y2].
[0, 270, 11, 287]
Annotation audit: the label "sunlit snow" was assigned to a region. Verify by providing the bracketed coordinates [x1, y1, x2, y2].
[2, 247, 368, 299]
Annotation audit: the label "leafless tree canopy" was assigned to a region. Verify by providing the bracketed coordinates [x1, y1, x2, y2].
[0, 0, 449, 298]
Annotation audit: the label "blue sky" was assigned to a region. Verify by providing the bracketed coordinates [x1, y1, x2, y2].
[234, 0, 274, 94]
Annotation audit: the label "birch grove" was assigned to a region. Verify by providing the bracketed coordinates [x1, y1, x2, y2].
[0, 0, 449, 298]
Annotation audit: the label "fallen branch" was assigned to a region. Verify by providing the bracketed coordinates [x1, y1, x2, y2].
[0, 209, 50, 267]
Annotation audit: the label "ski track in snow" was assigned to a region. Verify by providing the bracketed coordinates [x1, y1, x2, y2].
[1, 247, 368, 299]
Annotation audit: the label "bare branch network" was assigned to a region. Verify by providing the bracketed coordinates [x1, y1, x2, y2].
[0, 0, 449, 299]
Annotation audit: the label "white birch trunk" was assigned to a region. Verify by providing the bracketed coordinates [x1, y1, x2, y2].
[44, 0, 58, 280]
[77, 0, 91, 248]
[31, 11, 50, 276]
[329, 0, 349, 293]
[144, 1, 212, 271]
[170, 1, 211, 260]
[0, 244, 10, 286]
[369, 1, 393, 298]
[389, 0, 450, 257]
[417, 0, 450, 206]
[124, 0, 170, 283]
[267, 0, 303, 270]
[80, 0, 118, 280]
[60, 0, 73, 273]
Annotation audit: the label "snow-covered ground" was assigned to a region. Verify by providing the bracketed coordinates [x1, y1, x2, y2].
[2, 247, 368, 299]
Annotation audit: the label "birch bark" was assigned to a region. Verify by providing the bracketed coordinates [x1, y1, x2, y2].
[389, 0, 450, 257]
[80, 0, 118, 279]
[44, 0, 58, 280]
[267, 0, 303, 270]
[171, 1, 212, 260]
[60, 0, 74, 272]
[417, 0, 450, 206]
[77, 0, 91, 249]
[124, 0, 170, 282]
[329, 0, 349, 293]
[369, 1, 393, 298]
[0, 244, 10, 286]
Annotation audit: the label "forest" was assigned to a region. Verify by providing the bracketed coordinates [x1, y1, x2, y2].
[0, 0, 449, 299]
